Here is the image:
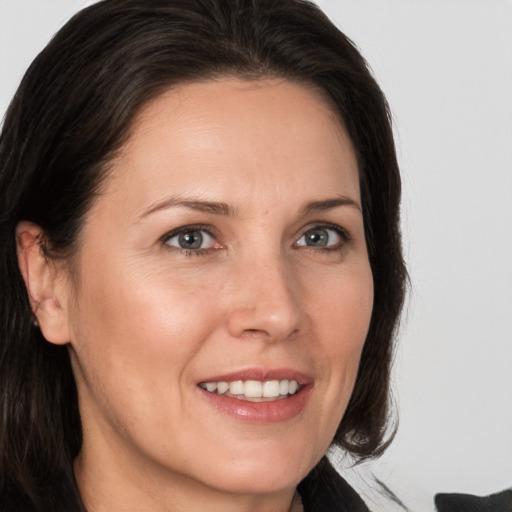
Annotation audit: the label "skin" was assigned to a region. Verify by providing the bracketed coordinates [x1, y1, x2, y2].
[17, 78, 374, 512]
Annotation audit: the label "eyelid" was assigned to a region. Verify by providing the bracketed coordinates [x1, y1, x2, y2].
[160, 224, 221, 252]
[158, 222, 349, 255]
[294, 222, 350, 248]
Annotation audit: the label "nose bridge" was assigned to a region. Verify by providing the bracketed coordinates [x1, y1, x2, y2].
[227, 247, 304, 341]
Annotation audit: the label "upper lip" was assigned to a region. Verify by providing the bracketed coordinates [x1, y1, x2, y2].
[197, 368, 312, 386]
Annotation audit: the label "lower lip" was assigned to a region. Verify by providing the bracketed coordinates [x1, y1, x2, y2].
[197, 385, 312, 423]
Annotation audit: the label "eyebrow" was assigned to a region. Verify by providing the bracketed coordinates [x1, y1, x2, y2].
[139, 194, 360, 220]
[302, 196, 362, 214]
[139, 197, 237, 220]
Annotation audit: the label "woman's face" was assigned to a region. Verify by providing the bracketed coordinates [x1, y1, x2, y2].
[64, 79, 373, 502]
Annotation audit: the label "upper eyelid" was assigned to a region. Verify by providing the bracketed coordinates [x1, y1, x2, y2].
[297, 222, 350, 240]
[160, 225, 220, 255]
[160, 224, 217, 243]
[158, 221, 350, 247]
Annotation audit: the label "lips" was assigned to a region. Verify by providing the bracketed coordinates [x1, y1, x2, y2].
[196, 369, 312, 423]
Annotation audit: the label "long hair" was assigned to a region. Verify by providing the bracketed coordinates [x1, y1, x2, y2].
[0, 1, 407, 509]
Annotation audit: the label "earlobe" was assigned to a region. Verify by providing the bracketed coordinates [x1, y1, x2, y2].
[16, 221, 71, 345]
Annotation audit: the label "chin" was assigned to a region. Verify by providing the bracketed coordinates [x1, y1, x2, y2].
[192, 442, 319, 495]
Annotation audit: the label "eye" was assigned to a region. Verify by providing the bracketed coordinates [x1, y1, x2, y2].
[295, 225, 346, 249]
[162, 227, 216, 251]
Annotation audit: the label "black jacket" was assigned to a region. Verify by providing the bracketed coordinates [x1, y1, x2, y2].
[298, 458, 370, 512]
[299, 460, 512, 512]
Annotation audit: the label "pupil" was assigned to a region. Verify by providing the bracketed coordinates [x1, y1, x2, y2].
[179, 230, 202, 249]
[306, 228, 328, 247]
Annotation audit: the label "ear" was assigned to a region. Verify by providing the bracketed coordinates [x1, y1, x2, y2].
[16, 221, 71, 345]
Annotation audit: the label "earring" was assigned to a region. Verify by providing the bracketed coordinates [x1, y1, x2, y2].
[32, 302, 40, 327]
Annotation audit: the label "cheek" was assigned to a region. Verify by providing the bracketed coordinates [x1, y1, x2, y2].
[67, 260, 223, 418]
[333, 274, 373, 384]
[74, 257, 219, 346]
[307, 266, 373, 435]
[312, 263, 373, 354]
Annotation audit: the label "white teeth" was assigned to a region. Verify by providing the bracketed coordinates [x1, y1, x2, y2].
[217, 381, 229, 394]
[200, 379, 300, 399]
[206, 382, 217, 393]
[244, 380, 263, 398]
[262, 380, 280, 397]
[229, 380, 244, 395]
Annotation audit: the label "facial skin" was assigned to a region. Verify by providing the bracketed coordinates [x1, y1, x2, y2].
[18, 79, 373, 512]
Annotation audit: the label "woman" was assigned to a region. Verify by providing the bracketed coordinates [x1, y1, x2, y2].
[0, 1, 406, 511]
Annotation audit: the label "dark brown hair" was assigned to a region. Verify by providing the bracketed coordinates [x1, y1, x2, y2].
[0, 0, 406, 509]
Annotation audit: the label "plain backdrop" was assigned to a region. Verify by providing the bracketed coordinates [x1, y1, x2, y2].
[1, 1, 511, 511]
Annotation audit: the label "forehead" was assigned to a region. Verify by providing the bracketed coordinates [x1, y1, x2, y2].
[100, 78, 360, 215]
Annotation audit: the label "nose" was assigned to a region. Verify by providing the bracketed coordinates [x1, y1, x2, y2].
[226, 256, 307, 342]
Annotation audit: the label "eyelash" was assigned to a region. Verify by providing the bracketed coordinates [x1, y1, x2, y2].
[295, 223, 350, 252]
[160, 224, 219, 257]
[160, 223, 350, 257]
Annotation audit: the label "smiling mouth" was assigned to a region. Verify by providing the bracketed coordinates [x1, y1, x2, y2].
[198, 379, 300, 402]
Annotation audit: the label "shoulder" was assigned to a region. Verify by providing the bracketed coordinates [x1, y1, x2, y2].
[298, 458, 371, 512]
[435, 488, 512, 512]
